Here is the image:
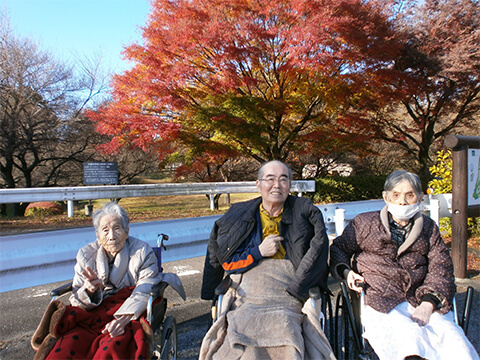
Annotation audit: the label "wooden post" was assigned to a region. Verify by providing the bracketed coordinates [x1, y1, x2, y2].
[450, 146, 468, 278]
[444, 134, 480, 278]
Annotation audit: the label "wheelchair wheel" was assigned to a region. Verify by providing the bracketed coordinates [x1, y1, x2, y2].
[334, 292, 362, 360]
[152, 315, 177, 360]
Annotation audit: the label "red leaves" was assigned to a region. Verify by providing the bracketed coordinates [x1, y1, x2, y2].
[90, 0, 407, 172]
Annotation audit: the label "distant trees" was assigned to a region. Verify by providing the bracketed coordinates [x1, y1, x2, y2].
[355, 0, 480, 175]
[0, 17, 107, 191]
[0, 15, 158, 196]
[0, 17, 161, 216]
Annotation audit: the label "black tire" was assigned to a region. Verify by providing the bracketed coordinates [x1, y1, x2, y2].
[334, 293, 360, 360]
[152, 315, 177, 360]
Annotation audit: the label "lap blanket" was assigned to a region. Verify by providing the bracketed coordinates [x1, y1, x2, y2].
[199, 260, 335, 360]
[31, 287, 153, 360]
[362, 301, 479, 360]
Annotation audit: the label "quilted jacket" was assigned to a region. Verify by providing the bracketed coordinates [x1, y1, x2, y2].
[330, 207, 456, 314]
[201, 195, 330, 301]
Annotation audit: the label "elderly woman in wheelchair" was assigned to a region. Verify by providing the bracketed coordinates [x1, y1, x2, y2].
[330, 170, 478, 360]
[31, 202, 185, 360]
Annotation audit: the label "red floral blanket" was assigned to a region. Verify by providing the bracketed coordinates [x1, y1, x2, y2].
[32, 287, 153, 360]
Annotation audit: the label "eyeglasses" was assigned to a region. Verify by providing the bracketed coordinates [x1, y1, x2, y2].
[259, 177, 290, 185]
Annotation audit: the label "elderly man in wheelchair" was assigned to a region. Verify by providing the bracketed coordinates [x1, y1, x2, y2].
[199, 160, 335, 360]
[330, 170, 479, 360]
[31, 202, 185, 360]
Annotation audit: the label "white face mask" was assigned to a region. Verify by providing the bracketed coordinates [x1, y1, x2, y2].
[387, 203, 420, 221]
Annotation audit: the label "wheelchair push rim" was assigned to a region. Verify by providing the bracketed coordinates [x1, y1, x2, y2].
[152, 315, 177, 360]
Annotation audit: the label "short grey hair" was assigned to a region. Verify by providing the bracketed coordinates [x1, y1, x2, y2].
[257, 160, 293, 180]
[384, 170, 422, 196]
[92, 202, 129, 233]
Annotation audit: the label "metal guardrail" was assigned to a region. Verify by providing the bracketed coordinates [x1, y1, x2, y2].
[0, 216, 221, 293]
[0, 180, 315, 203]
[319, 193, 452, 236]
[0, 193, 452, 293]
[0, 180, 316, 214]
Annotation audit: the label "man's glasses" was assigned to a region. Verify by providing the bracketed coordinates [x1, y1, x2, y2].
[259, 177, 290, 185]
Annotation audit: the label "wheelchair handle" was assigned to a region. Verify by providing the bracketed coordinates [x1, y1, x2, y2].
[157, 233, 169, 250]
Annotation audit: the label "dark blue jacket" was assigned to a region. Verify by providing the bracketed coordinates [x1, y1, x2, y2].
[201, 195, 329, 301]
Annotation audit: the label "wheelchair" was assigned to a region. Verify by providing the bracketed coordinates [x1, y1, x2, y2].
[49, 233, 180, 360]
[332, 280, 475, 360]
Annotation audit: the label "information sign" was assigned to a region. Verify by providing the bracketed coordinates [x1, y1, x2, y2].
[468, 149, 480, 205]
[83, 162, 119, 185]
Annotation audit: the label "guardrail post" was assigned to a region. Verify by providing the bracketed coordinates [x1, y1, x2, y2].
[429, 199, 440, 226]
[67, 201, 74, 217]
[209, 194, 215, 211]
[334, 208, 346, 236]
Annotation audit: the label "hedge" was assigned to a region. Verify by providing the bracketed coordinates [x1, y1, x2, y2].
[304, 174, 432, 204]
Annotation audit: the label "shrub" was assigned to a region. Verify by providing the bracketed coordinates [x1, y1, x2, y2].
[307, 175, 387, 204]
[428, 150, 452, 194]
[25, 201, 64, 218]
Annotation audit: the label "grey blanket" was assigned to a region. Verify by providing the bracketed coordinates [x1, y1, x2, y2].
[200, 260, 336, 360]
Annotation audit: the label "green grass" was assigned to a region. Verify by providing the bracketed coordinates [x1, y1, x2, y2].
[79, 193, 259, 220]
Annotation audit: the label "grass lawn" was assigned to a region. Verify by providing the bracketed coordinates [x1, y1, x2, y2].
[0, 193, 258, 235]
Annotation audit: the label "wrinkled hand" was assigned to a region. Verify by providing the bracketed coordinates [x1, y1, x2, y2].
[81, 266, 102, 294]
[344, 270, 365, 293]
[102, 315, 131, 338]
[411, 301, 434, 326]
[259, 235, 283, 257]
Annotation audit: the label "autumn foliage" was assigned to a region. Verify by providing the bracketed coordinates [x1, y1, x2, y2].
[358, 0, 480, 175]
[86, 0, 405, 178]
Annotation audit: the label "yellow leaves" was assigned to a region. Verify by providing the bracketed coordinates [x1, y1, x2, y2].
[428, 149, 452, 194]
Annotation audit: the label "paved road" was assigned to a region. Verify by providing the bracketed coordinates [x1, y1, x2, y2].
[1, 256, 479, 360]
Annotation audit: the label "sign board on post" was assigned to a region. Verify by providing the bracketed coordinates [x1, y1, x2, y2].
[468, 149, 480, 206]
[83, 162, 119, 185]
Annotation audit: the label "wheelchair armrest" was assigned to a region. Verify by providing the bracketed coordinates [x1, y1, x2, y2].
[150, 281, 169, 298]
[50, 281, 73, 297]
[309, 286, 321, 300]
[214, 276, 232, 296]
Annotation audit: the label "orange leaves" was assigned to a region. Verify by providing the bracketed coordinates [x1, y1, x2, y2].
[90, 0, 408, 172]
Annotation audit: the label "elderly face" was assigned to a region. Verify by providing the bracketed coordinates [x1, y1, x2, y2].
[97, 214, 128, 257]
[382, 179, 420, 205]
[256, 162, 291, 208]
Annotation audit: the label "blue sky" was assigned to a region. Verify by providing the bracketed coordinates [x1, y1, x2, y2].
[2, 0, 151, 74]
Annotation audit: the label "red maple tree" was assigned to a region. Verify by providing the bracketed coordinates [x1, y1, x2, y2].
[86, 0, 403, 179]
